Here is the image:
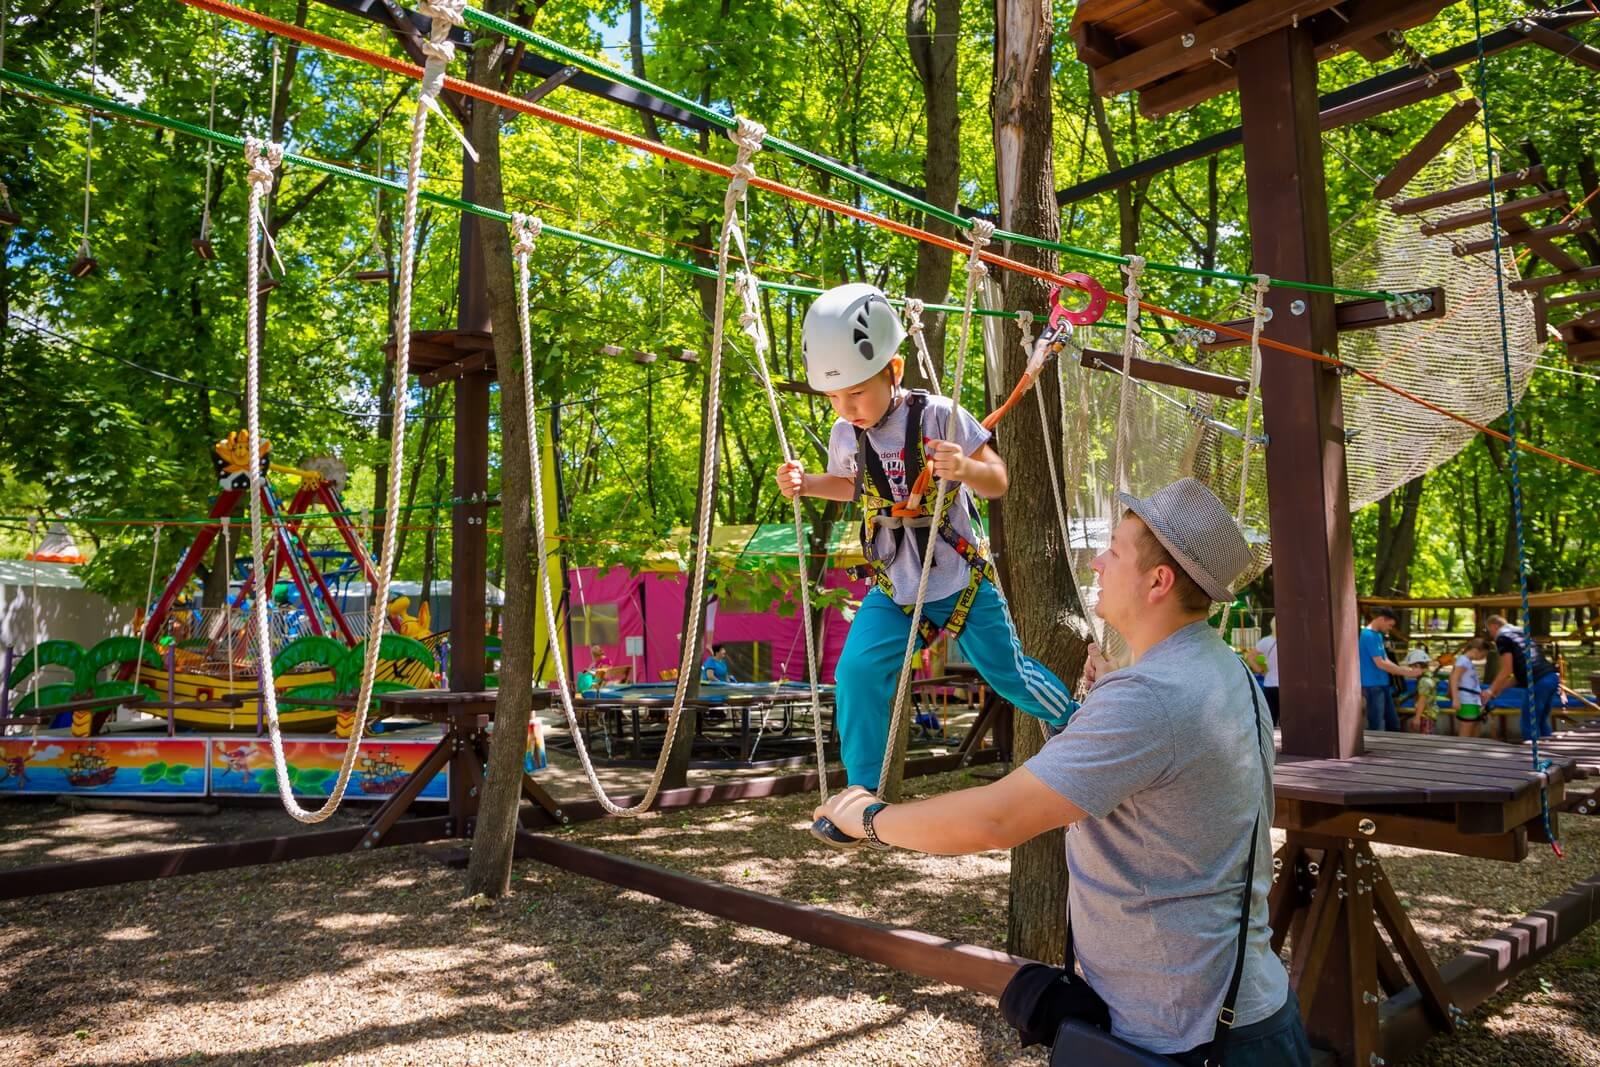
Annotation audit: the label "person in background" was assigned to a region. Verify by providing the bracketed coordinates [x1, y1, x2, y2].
[1403, 646, 1438, 733]
[1359, 608, 1423, 732]
[702, 643, 736, 683]
[1485, 615, 1561, 740]
[1449, 637, 1490, 738]
[1252, 616, 1280, 726]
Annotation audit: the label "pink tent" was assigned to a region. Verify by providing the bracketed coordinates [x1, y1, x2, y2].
[566, 563, 866, 684]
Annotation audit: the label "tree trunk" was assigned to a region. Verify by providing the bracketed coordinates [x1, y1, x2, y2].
[1370, 475, 1424, 598]
[993, 0, 1082, 965]
[904, 0, 961, 386]
[464, 9, 539, 899]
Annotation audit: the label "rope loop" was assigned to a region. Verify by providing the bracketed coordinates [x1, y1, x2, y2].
[511, 212, 542, 258]
[1015, 307, 1035, 350]
[417, 0, 467, 63]
[244, 137, 282, 187]
[965, 218, 995, 278]
[734, 269, 766, 350]
[903, 297, 926, 336]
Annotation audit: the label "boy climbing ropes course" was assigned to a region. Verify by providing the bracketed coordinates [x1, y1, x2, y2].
[775, 282, 1077, 819]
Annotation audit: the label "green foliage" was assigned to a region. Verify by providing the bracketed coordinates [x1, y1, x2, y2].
[138, 761, 192, 787]
[6, 640, 84, 688]
[1, 0, 1597, 614]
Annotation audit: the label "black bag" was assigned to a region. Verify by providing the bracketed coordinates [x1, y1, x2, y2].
[1000, 662, 1268, 1066]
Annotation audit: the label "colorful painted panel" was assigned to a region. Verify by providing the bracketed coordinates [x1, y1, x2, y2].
[0, 737, 209, 796]
[208, 738, 448, 800]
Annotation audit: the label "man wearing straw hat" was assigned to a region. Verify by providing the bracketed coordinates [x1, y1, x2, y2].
[814, 478, 1307, 1064]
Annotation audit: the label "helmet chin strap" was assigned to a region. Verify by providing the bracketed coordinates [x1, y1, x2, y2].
[868, 382, 904, 431]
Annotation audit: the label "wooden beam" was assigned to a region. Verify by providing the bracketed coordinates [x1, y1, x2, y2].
[1569, 339, 1600, 362]
[515, 831, 1033, 997]
[1095, 0, 1347, 98]
[1503, 213, 1584, 272]
[1518, 18, 1600, 71]
[1240, 25, 1362, 761]
[1418, 188, 1571, 236]
[1199, 290, 1446, 352]
[418, 351, 487, 388]
[1275, 799, 1529, 861]
[1392, 165, 1547, 215]
[777, 379, 823, 396]
[1510, 264, 1600, 292]
[1080, 349, 1250, 399]
[1548, 288, 1600, 308]
[1455, 217, 1596, 257]
[1373, 99, 1482, 200]
[1136, 0, 1453, 117]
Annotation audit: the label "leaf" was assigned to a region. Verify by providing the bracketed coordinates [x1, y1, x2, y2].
[140, 764, 167, 785]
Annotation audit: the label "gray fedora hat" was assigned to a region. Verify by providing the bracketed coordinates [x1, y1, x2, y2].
[1116, 478, 1253, 603]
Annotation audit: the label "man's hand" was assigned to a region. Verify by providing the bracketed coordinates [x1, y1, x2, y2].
[812, 785, 879, 840]
[1408, 666, 1426, 679]
[927, 440, 970, 483]
[775, 459, 806, 499]
[1083, 642, 1112, 690]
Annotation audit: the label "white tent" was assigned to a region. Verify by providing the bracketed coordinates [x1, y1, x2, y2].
[0, 560, 131, 655]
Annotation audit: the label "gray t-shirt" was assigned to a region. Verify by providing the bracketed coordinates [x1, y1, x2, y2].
[1025, 620, 1288, 1054]
[826, 392, 991, 606]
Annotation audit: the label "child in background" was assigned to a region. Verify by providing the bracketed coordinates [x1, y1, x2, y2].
[1450, 637, 1490, 738]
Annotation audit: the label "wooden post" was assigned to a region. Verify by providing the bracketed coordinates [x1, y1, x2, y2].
[451, 153, 490, 694]
[1237, 26, 1362, 761]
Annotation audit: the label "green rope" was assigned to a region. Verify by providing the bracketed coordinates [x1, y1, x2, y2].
[458, 5, 1401, 303]
[0, 66, 1015, 321]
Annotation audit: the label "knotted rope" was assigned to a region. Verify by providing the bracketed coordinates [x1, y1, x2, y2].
[1111, 255, 1145, 495]
[245, 0, 465, 822]
[877, 218, 993, 789]
[903, 297, 940, 393]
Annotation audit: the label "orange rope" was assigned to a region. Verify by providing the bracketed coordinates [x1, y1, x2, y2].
[178, 0, 1600, 480]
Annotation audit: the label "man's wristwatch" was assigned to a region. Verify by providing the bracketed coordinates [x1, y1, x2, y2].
[861, 802, 892, 851]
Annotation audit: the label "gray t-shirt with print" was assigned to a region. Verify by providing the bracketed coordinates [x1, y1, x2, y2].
[1025, 619, 1288, 1054]
[826, 392, 991, 606]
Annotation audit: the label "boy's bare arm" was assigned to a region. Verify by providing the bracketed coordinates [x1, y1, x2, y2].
[928, 441, 1008, 499]
[775, 460, 856, 501]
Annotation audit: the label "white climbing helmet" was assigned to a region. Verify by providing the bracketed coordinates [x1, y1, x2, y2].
[802, 282, 906, 391]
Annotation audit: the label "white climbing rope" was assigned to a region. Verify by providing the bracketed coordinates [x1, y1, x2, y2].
[517, 116, 765, 815]
[1017, 310, 1094, 644]
[75, 0, 101, 266]
[243, 0, 464, 823]
[1236, 274, 1271, 524]
[877, 219, 995, 789]
[199, 14, 218, 246]
[1111, 255, 1145, 495]
[26, 517, 40, 706]
[735, 266, 829, 802]
[903, 298, 941, 394]
[131, 524, 162, 699]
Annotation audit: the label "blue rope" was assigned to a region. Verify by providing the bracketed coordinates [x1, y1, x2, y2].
[1469, 0, 1562, 858]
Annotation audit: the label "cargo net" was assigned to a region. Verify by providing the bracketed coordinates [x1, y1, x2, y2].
[979, 278, 1271, 664]
[1333, 135, 1539, 509]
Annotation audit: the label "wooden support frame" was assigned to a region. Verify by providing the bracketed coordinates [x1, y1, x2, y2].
[1392, 165, 1548, 215]
[1198, 290, 1446, 352]
[1373, 99, 1483, 200]
[1080, 348, 1250, 398]
[1547, 288, 1600, 308]
[1455, 217, 1595, 257]
[1418, 188, 1570, 235]
[1517, 18, 1600, 71]
[1133, 0, 1454, 118]
[1511, 264, 1600, 292]
[1090, 0, 1350, 99]
[418, 351, 488, 388]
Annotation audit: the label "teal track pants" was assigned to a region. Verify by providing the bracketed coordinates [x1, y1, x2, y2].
[834, 579, 1078, 790]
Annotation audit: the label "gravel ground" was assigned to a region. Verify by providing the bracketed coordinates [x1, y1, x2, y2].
[1, 745, 1598, 1066]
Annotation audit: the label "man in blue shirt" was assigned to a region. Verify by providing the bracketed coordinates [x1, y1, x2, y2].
[1359, 608, 1423, 731]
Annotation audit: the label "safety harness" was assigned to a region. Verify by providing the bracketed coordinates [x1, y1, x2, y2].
[854, 390, 995, 646]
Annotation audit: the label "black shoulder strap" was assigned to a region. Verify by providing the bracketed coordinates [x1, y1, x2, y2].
[1210, 662, 1268, 1056]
